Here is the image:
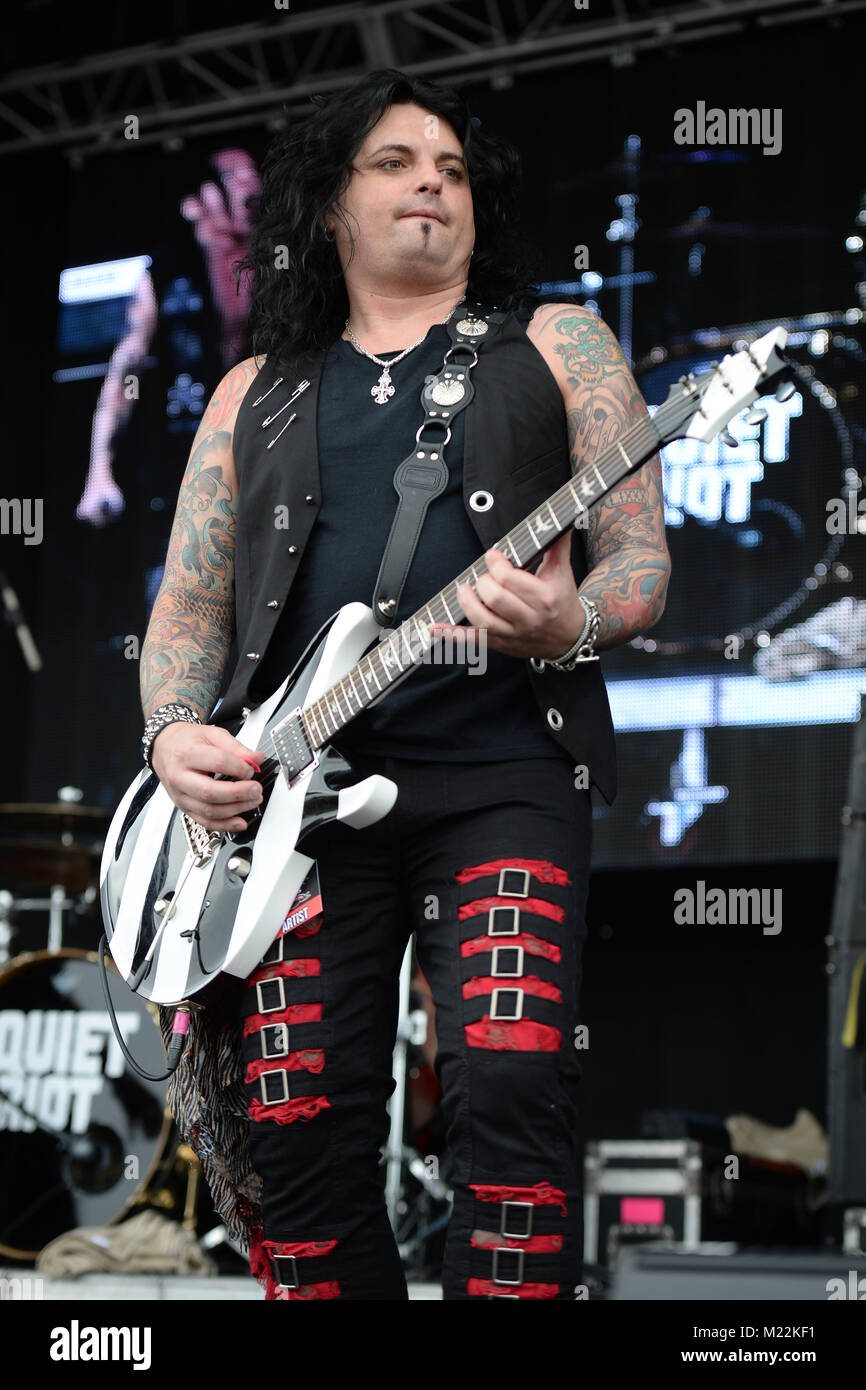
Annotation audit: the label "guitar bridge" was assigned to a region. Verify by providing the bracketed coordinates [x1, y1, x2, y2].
[181, 812, 222, 865]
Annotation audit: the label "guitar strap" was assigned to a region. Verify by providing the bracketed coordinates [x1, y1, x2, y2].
[370, 299, 507, 625]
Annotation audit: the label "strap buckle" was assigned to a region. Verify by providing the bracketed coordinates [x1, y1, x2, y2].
[261, 1023, 289, 1059]
[491, 1247, 525, 1287]
[487, 905, 520, 936]
[261, 935, 287, 966]
[497, 868, 530, 898]
[501, 1201, 534, 1239]
[256, 977, 286, 1014]
[259, 1069, 290, 1105]
[272, 1254, 300, 1290]
[491, 945, 524, 978]
[490, 987, 524, 1021]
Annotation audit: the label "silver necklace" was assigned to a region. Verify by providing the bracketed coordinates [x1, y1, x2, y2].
[344, 301, 462, 405]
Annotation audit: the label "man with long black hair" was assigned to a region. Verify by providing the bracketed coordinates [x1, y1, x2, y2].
[143, 69, 670, 1300]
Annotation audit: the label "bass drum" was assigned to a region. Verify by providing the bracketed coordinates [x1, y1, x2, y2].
[0, 948, 172, 1260]
[608, 326, 862, 674]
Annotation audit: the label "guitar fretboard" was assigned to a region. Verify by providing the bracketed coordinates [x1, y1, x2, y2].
[297, 410, 662, 752]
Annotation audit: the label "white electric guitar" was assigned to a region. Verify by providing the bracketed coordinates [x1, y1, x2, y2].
[100, 328, 790, 1003]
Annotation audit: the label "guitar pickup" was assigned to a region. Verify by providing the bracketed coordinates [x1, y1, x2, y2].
[271, 708, 319, 786]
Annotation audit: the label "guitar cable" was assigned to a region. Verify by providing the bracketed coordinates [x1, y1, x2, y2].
[98, 934, 191, 1082]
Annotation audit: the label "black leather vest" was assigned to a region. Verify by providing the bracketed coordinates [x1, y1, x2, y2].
[218, 307, 617, 804]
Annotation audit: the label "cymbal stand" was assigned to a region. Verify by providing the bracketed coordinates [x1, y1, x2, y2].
[384, 936, 453, 1253]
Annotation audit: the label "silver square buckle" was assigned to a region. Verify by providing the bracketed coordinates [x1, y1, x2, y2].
[259, 1068, 290, 1105]
[497, 867, 530, 898]
[501, 1200, 533, 1239]
[491, 945, 524, 978]
[261, 1022, 289, 1059]
[488, 905, 520, 937]
[256, 976, 286, 1014]
[261, 935, 286, 966]
[490, 987, 524, 1021]
[272, 1253, 300, 1290]
[491, 1247, 525, 1287]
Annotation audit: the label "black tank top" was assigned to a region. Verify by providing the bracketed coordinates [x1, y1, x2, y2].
[253, 317, 565, 762]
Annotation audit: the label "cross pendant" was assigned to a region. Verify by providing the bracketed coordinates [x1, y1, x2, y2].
[372, 368, 395, 404]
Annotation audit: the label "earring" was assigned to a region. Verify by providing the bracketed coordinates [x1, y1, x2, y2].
[324, 224, 335, 242]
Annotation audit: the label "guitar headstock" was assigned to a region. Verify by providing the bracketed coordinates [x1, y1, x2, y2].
[660, 327, 791, 446]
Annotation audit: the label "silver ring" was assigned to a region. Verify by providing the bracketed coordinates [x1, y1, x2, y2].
[469, 490, 494, 512]
[546, 708, 564, 731]
[415, 420, 452, 447]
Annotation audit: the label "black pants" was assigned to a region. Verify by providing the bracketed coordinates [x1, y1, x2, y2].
[239, 752, 592, 1300]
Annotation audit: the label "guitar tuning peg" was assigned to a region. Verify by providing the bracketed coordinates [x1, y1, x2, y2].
[720, 428, 737, 447]
[775, 379, 795, 402]
[743, 407, 768, 426]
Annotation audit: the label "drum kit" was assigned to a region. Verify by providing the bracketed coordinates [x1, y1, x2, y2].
[0, 790, 201, 1262]
[0, 789, 451, 1274]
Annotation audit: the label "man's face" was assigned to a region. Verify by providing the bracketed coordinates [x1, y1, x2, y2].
[329, 102, 475, 289]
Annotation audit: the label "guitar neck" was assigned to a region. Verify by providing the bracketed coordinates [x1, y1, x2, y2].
[300, 409, 661, 752]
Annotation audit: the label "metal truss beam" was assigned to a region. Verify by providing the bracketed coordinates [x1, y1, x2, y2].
[0, 0, 862, 160]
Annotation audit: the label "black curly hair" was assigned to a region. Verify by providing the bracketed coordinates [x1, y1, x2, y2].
[238, 67, 563, 365]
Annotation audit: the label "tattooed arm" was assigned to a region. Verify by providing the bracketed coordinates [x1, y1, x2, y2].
[549, 306, 671, 650]
[141, 357, 258, 719]
[140, 357, 266, 832]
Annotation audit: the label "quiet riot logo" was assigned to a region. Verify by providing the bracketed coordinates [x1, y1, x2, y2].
[0, 1007, 140, 1133]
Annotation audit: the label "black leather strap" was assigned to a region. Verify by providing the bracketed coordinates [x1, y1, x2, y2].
[371, 300, 506, 625]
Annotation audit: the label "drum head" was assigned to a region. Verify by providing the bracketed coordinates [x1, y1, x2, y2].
[0, 949, 171, 1260]
[623, 332, 859, 671]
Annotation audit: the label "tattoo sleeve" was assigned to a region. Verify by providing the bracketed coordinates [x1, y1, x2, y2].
[140, 360, 258, 720]
[553, 309, 671, 650]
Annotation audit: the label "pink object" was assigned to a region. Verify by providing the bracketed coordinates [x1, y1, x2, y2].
[241, 756, 262, 772]
[620, 1197, 665, 1225]
[172, 1009, 192, 1036]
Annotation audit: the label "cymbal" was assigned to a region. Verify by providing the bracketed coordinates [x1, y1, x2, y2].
[552, 147, 748, 193]
[649, 220, 825, 241]
[0, 838, 102, 892]
[0, 802, 111, 834]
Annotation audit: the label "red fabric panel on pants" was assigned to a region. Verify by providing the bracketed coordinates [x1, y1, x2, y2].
[248, 958, 321, 986]
[456, 858, 571, 887]
[470, 1181, 568, 1213]
[461, 932, 561, 963]
[458, 895, 564, 925]
[464, 1018, 561, 1051]
[462, 975, 562, 1004]
[470, 1233, 563, 1253]
[293, 917, 322, 939]
[467, 1278, 559, 1299]
[248, 1094, 331, 1124]
[245, 1051, 325, 1082]
[255, 1237, 341, 1301]
[242, 1003, 322, 1034]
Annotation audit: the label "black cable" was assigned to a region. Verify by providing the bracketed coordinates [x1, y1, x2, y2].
[97, 934, 189, 1082]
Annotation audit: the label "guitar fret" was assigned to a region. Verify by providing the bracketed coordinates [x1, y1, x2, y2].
[290, 408, 678, 754]
[412, 618, 429, 657]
